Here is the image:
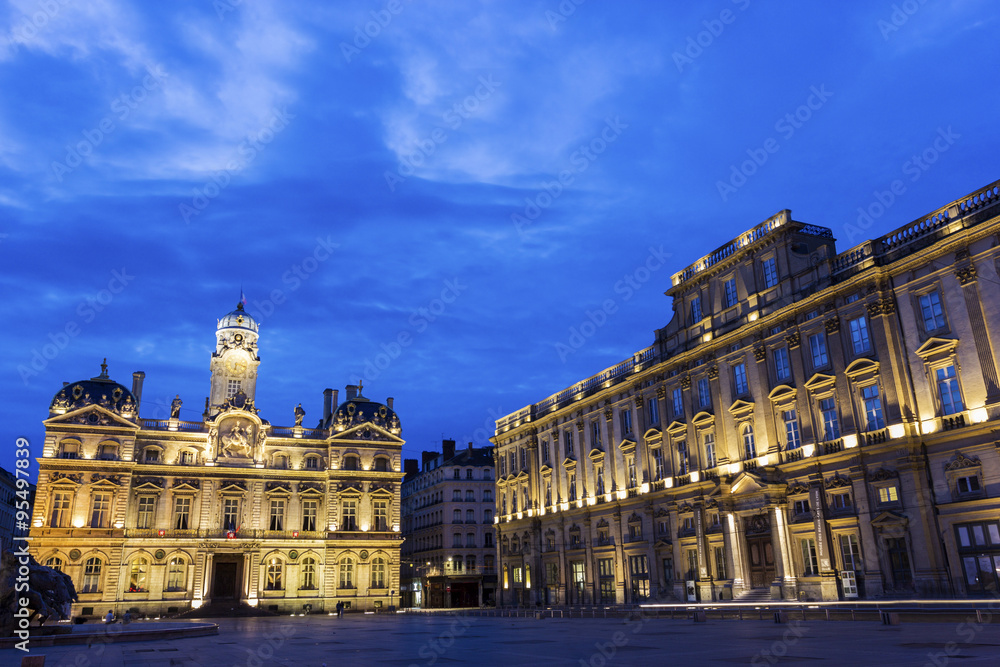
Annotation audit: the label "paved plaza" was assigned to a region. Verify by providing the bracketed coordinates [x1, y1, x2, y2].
[5, 613, 1000, 667]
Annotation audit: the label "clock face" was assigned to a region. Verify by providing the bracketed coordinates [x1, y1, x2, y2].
[226, 357, 248, 374]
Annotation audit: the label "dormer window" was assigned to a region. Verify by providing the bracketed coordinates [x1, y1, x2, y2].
[305, 456, 319, 470]
[342, 455, 360, 471]
[179, 450, 194, 465]
[60, 442, 79, 459]
[144, 448, 160, 463]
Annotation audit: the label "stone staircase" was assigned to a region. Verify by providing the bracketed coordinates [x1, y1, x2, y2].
[734, 588, 774, 603]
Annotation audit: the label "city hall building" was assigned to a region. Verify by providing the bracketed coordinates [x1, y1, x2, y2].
[493, 179, 1000, 604]
[29, 303, 405, 616]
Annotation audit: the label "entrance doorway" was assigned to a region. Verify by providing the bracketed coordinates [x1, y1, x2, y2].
[212, 561, 240, 599]
[746, 536, 776, 589]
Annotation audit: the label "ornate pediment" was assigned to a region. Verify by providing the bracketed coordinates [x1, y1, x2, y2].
[692, 411, 714, 428]
[618, 438, 637, 453]
[298, 482, 325, 495]
[730, 471, 766, 496]
[643, 428, 662, 442]
[787, 481, 810, 495]
[914, 337, 959, 361]
[369, 484, 395, 497]
[133, 477, 165, 490]
[596, 518, 609, 528]
[217, 389, 259, 415]
[49, 472, 83, 485]
[654, 507, 669, 518]
[654, 538, 673, 548]
[868, 467, 898, 482]
[265, 481, 291, 494]
[90, 473, 123, 486]
[744, 513, 771, 536]
[728, 400, 755, 418]
[588, 448, 605, 461]
[562, 457, 577, 469]
[945, 452, 981, 471]
[219, 480, 247, 492]
[45, 404, 138, 429]
[628, 512, 642, 523]
[870, 511, 907, 528]
[539, 464, 552, 476]
[665, 420, 687, 436]
[803, 373, 837, 392]
[173, 478, 201, 490]
[337, 482, 363, 495]
[825, 474, 852, 489]
[331, 422, 401, 444]
[844, 358, 880, 379]
[767, 385, 796, 404]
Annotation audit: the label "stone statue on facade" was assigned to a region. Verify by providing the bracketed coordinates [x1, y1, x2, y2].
[170, 394, 182, 419]
[294, 403, 305, 427]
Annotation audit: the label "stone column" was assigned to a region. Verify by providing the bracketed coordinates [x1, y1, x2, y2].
[769, 504, 794, 599]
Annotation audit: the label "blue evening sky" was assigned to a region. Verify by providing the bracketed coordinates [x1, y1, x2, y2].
[2, 0, 998, 472]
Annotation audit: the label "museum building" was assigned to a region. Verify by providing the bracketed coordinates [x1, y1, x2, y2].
[493, 179, 1000, 604]
[29, 303, 405, 616]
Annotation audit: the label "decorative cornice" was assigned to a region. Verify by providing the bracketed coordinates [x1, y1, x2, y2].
[825, 474, 852, 489]
[944, 452, 981, 471]
[868, 468, 898, 483]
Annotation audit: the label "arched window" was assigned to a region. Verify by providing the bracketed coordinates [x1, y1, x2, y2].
[742, 424, 756, 460]
[305, 456, 320, 470]
[166, 557, 186, 591]
[82, 557, 102, 593]
[97, 443, 117, 460]
[339, 557, 355, 588]
[265, 558, 283, 590]
[342, 455, 360, 471]
[301, 557, 317, 590]
[371, 557, 386, 588]
[374, 457, 390, 472]
[45, 556, 63, 572]
[179, 450, 195, 465]
[273, 454, 287, 469]
[128, 557, 149, 592]
[143, 447, 160, 463]
[59, 441, 79, 459]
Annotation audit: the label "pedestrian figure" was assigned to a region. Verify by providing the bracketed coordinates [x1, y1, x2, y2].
[336, 601, 343, 617]
[104, 610, 114, 624]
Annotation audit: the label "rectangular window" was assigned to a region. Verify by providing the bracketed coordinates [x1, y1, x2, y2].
[762, 257, 778, 288]
[564, 430, 574, 456]
[466, 533, 476, 547]
[809, 333, 829, 368]
[453, 533, 462, 548]
[839, 533, 862, 571]
[794, 498, 811, 515]
[919, 291, 946, 332]
[648, 397, 659, 425]
[174, 496, 191, 530]
[90, 493, 112, 528]
[690, 295, 703, 324]
[268, 499, 285, 531]
[677, 440, 688, 475]
[541, 440, 549, 462]
[703, 433, 716, 469]
[227, 379, 241, 398]
[698, 378, 711, 408]
[466, 509, 475, 524]
[373, 500, 389, 531]
[627, 455, 637, 488]
[724, 278, 738, 308]
[83, 559, 102, 593]
[620, 409, 633, 435]
[223, 497, 240, 531]
[774, 347, 791, 382]
[714, 545, 727, 580]
[831, 492, 852, 512]
[801, 538, 819, 576]
[733, 362, 748, 395]
[662, 557, 674, 584]
[820, 397, 840, 441]
[862, 385, 885, 430]
[568, 472, 577, 501]
[849, 315, 872, 355]
[341, 499, 358, 530]
[783, 410, 801, 449]
[878, 485, 899, 504]
[595, 464, 605, 495]
[630, 555, 650, 600]
[957, 475, 981, 495]
[301, 499, 317, 531]
[571, 561, 586, 603]
[50, 492, 71, 528]
[592, 421, 602, 448]
[672, 388, 684, 418]
[652, 447, 664, 480]
[598, 558, 615, 603]
[937, 365, 964, 415]
[136, 496, 155, 529]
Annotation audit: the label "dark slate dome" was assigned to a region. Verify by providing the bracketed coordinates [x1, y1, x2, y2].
[50, 360, 137, 418]
[217, 302, 259, 333]
[330, 393, 400, 432]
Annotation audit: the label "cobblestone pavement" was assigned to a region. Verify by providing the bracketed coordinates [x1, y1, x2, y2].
[5, 612, 1000, 666]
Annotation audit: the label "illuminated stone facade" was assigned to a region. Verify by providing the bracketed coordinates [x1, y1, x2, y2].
[494, 180, 1000, 604]
[29, 303, 405, 616]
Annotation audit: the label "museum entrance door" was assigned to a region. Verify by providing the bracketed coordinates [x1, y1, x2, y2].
[212, 560, 241, 600]
[746, 536, 775, 589]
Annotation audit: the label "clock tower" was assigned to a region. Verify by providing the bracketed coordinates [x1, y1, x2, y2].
[209, 302, 261, 412]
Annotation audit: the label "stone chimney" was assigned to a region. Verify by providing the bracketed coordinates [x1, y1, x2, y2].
[386, 397, 394, 409]
[442, 439, 456, 461]
[422, 450, 437, 471]
[404, 459, 419, 479]
[131, 371, 145, 411]
[346, 384, 358, 401]
[323, 388, 334, 423]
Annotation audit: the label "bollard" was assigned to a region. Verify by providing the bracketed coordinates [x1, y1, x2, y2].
[693, 610, 707, 623]
[880, 611, 900, 625]
[773, 610, 788, 624]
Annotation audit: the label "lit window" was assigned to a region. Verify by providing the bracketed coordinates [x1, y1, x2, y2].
[724, 278, 738, 308]
[733, 363, 748, 395]
[742, 424, 756, 459]
[82, 557, 102, 593]
[166, 557, 186, 591]
[50, 492, 71, 528]
[128, 557, 148, 592]
[265, 559, 283, 590]
[936, 365, 963, 415]
[774, 347, 791, 382]
[269, 499, 285, 531]
[301, 500, 317, 531]
[647, 397, 659, 425]
[809, 333, 829, 368]
[136, 496, 155, 529]
[90, 493, 111, 528]
[341, 499, 357, 530]
[691, 296, 703, 324]
[919, 291, 946, 331]
[800, 538, 819, 576]
[849, 316, 871, 355]
[862, 385, 885, 431]
[820, 397, 840, 441]
[339, 558, 354, 588]
[783, 410, 801, 449]
[371, 558, 386, 588]
[703, 433, 716, 469]
[672, 388, 684, 417]
[877, 486, 899, 504]
[762, 257, 778, 288]
[300, 557, 317, 590]
[698, 378, 711, 408]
